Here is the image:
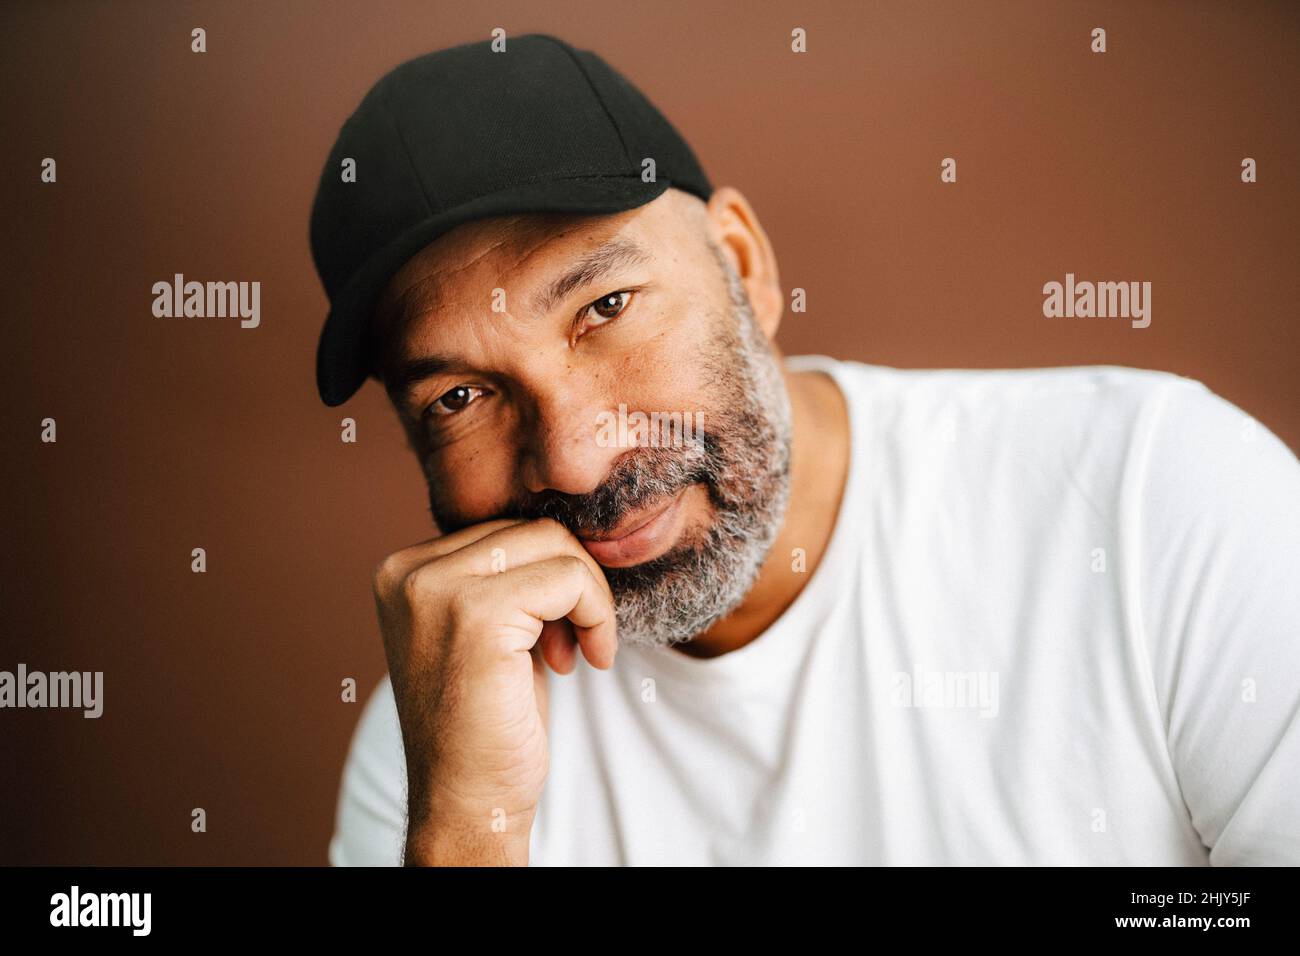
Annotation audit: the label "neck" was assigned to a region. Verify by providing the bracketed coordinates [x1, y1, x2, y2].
[674, 362, 850, 659]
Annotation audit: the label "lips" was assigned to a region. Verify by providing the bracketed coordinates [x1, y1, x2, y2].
[577, 487, 690, 567]
[578, 493, 677, 542]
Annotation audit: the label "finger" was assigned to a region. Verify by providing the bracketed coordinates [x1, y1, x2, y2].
[537, 618, 578, 675]
[375, 518, 527, 593]
[427, 517, 529, 559]
[452, 517, 616, 605]
[530, 644, 551, 729]
[477, 556, 618, 669]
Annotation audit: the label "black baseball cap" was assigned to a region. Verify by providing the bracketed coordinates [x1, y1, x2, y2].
[309, 33, 713, 406]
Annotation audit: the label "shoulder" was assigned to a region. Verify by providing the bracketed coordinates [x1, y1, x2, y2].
[808, 360, 1214, 510]
[790, 356, 1199, 434]
[852, 360, 1197, 427]
[791, 357, 1300, 530]
[1122, 383, 1300, 864]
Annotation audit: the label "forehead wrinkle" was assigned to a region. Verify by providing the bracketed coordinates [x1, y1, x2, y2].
[395, 219, 591, 335]
[375, 211, 645, 383]
[397, 234, 515, 324]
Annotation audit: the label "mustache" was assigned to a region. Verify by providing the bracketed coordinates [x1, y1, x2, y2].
[506, 434, 719, 538]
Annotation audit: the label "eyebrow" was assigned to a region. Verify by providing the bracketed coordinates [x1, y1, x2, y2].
[529, 237, 653, 317]
[386, 354, 458, 404]
[386, 237, 654, 404]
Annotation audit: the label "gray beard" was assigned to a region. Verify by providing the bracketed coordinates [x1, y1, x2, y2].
[425, 246, 793, 650]
[596, 253, 793, 649]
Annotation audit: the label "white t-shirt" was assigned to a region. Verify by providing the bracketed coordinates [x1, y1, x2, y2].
[330, 356, 1300, 865]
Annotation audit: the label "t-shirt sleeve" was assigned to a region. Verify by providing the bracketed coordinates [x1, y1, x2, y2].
[1134, 378, 1300, 865]
[328, 674, 409, 866]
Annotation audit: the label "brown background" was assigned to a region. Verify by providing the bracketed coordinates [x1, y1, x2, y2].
[2, 1, 1297, 864]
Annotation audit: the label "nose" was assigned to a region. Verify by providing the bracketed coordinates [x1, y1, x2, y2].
[516, 378, 622, 497]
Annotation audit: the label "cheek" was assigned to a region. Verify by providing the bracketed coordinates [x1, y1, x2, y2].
[617, 297, 701, 368]
[618, 309, 722, 409]
[422, 433, 519, 522]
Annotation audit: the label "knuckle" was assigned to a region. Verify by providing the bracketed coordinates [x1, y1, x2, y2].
[372, 552, 406, 595]
[528, 516, 569, 541]
[444, 581, 481, 623]
[556, 554, 589, 581]
[400, 562, 440, 605]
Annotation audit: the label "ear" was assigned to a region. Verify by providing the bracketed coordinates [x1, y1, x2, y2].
[703, 186, 783, 340]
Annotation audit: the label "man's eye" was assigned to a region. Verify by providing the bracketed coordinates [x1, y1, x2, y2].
[426, 385, 483, 417]
[581, 290, 634, 328]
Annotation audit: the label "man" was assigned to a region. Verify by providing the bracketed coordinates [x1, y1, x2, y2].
[311, 35, 1300, 865]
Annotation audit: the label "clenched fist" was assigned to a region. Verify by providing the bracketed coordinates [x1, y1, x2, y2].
[371, 517, 619, 866]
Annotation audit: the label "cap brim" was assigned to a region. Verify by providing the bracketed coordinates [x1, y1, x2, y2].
[316, 174, 672, 406]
